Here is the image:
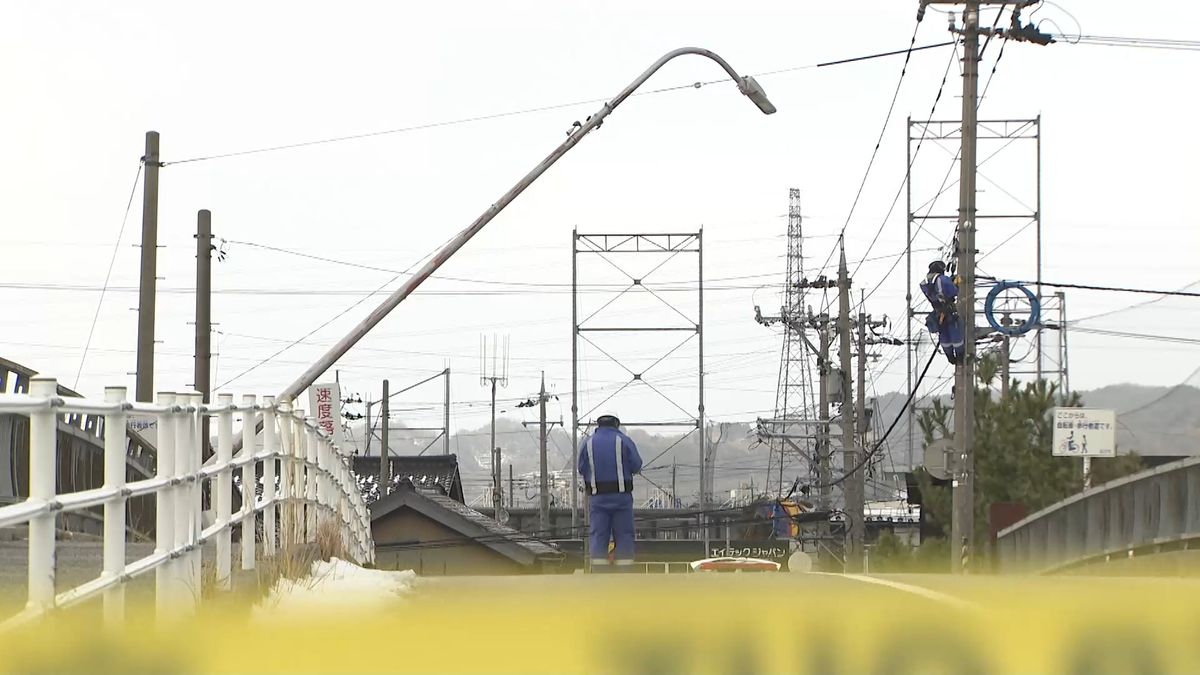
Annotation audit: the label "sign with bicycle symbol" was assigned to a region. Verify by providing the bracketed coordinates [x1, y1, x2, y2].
[1052, 408, 1116, 458]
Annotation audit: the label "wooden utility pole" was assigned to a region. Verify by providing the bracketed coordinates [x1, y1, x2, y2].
[194, 209, 213, 457]
[135, 131, 160, 403]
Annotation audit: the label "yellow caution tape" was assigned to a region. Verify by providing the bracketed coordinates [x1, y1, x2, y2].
[2, 574, 1199, 673]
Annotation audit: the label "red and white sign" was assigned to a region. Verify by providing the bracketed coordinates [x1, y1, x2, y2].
[308, 382, 344, 448]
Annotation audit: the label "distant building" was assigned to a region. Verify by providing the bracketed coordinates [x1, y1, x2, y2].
[368, 455, 563, 575]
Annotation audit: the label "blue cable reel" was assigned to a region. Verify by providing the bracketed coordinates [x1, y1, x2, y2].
[984, 281, 1040, 336]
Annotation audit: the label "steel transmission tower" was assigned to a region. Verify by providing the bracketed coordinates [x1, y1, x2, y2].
[756, 189, 819, 496]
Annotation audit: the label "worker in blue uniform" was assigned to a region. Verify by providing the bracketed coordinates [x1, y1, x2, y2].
[578, 412, 643, 572]
[920, 260, 965, 364]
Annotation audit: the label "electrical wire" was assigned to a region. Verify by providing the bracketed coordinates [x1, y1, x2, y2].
[849, 41, 960, 282]
[1070, 280, 1200, 323]
[812, 19, 930, 285]
[1069, 327, 1200, 347]
[214, 231, 461, 389]
[160, 41, 956, 166]
[811, 345, 939, 491]
[74, 162, 143, 390]
[978, 277, 1200, 299]
[1060, 35, 1200, 52]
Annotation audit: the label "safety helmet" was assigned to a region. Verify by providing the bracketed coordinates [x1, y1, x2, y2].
[596, 412, 620, 428]
[928, 260, 946, 275]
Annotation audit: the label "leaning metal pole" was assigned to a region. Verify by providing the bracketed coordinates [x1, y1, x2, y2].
[274, 48, 774, 406]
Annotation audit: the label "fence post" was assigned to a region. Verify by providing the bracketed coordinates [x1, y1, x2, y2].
[305, 417, 318, 542]
[174, 392, 196, 610]
[154, 392, 177, 619]
[189, 392, 202, 600]
[316, 435, 328, 522]
[239, 395, 257, 571]
[278, 399, 294, 551]
[293, 408, 307, 545]
[26, 377, 58, 612]
[262, 396, 277, 556]
[215, 393, 234, 591]
[102, 386, 128, 624]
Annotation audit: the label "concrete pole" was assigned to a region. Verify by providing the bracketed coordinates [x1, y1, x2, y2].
[194, 210, 213, 458]
[571, 230, 579, 533]
[380, 380, 390, 495]
[855, 308, 868, 560]
[490, 378, 501, 520]
[698, 228, 708, 554]
[539, 372, 550, 533]
[952, 1, 981, 574]
[837, 244, 862, 572]
[136, 131, 160, 403]
[671, 459, 677, 509]
[443, 368, 451, 455]
[905, 116, 915, 473]
[817, 316, 831, 514]
[1001, 336, 1011, 399]
[509, 464, 515, 509]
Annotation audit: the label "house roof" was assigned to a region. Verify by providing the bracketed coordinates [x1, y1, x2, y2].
[370, 483, 562, 567]
[353, 454, 464, 503]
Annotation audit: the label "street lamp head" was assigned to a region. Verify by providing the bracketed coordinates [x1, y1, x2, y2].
[738, 76, 776, 115]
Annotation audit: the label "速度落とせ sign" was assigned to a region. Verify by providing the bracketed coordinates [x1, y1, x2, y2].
[1051, 408, 1116, 458]
[308, 382, 344, 447]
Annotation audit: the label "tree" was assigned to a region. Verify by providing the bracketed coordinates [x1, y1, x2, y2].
[915, 354, 1144, 554]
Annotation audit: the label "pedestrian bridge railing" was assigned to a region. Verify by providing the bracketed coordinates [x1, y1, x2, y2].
[0, 377, 373, 630]
[996, 455, 1200, 573]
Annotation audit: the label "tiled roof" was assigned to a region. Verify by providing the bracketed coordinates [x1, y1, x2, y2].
[371, 485, 563, 565]
[353, 454, 464, 503]
[423, 492, 561, 558]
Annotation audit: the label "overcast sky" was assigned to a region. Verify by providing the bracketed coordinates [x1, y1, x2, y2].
[2, 1, 1197, 439]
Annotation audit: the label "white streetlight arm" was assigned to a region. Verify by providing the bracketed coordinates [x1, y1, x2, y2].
[272, 47, 774, 409]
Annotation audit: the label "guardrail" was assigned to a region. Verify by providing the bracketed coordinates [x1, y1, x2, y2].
[996, 455, 1200, 573]
[0, 377, 374, 629]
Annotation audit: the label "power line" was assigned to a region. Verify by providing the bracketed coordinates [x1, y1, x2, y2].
[849, 40, 960, 282]
[813, 344, 939, 490]
[160, 41, 958, 167]
[980, 276, 1200, 299]
[1059, 34, 1200, 52]
[1069, 327, 1200, 347]
[814, 19, 930, 283]
[74, 162, 143, 390]
[1071, 280, 1200, 323]
[214, 231, 461, 389]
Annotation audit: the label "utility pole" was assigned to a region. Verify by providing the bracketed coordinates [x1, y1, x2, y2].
[380, 379, 390, 495]
[509, 465, 514, 509]
[444, 367, 452, 455]
[135, 131, 160, 403]
[481, 335, 509, 521]
[538, 373, 549, 532]
[923, 0, 1052, 573]
[952, 0, 981, 577]
[837, 243, 862, 572]
[489, 377, 499, 517]
[817, 315, 831, 514]
[194, 209, 213, 457]
[856, 305, 868, 511]
[1001, 335, 1011, 399]
[671, 459, 677, 509]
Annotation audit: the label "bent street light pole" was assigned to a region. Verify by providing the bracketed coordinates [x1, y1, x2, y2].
[275, 48, 775, 407]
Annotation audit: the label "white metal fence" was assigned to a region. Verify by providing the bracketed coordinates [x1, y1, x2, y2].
[0, 377, 373, 629]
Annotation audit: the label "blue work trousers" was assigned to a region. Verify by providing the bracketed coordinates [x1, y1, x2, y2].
[589, 492, 635, 571]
